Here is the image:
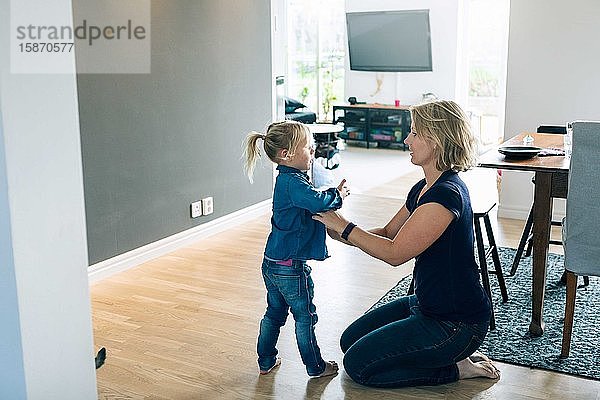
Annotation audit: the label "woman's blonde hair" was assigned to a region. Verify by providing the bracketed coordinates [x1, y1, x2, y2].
[409, 100, 477, 172]
[243, 120, 310, 183]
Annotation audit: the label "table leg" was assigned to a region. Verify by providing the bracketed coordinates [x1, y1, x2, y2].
[529, 172, 553, 336]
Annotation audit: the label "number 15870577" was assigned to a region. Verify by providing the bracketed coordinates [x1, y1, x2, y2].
[18, 42, 74, 53]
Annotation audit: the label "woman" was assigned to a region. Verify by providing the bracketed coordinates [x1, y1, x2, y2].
[313, 100, 500, 388]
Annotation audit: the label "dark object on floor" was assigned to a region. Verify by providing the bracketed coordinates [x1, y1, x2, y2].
[284, 96, 316, 124]
[95, 347, 106, 369]
[371, 247, 599, 381]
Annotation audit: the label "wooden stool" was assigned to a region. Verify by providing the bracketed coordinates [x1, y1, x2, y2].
[474, 203, 508, 331]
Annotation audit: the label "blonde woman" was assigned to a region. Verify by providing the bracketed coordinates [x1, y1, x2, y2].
[243, 120, 349, 378]
[314, 100, 500, 387]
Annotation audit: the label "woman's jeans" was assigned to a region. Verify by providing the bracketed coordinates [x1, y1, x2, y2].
[340, 295, 489, 388]
[257, 259, 326, 376]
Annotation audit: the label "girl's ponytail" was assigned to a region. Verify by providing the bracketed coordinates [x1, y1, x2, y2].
[243, 131, 265, 183]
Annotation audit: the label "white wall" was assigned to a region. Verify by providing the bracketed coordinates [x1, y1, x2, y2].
[500, 0, 600, 219]
[0, 0, 97, 397]
[271, 0, 287, 120]
[344, 0, 465, 106]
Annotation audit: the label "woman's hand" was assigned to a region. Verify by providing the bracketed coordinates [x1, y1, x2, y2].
[312, 210, 349, 234]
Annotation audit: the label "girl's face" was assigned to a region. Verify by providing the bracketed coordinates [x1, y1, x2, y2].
[404, 124, 436, 168]
[285, 132, 315, 171]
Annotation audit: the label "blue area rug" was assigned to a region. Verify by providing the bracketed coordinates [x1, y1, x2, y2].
[372, 247, 600, 380]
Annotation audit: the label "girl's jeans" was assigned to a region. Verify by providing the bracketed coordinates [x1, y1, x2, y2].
[257, 259, 326, 376]
[340, 295, 489, 387]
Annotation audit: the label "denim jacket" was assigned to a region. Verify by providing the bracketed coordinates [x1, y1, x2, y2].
[264, 165, 343, 261]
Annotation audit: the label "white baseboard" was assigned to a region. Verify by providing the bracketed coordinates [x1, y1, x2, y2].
[497, 204, 566, 221]
[497, 204, 530, 220]
[88, 199, 271, 283]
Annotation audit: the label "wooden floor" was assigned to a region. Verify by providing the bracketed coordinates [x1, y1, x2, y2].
[92, 192, 599, 399]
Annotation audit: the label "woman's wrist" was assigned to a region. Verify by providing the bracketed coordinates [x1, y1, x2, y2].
[341, 222, 357, 241]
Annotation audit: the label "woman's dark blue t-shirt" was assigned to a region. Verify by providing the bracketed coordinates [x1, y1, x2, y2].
[406, 170, 491, 324]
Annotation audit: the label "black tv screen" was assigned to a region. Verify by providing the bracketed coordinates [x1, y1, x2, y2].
[346, 10, 433, 72]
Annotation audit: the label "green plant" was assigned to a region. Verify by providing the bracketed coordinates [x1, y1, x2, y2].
[469, 67, 499, 97]
[299, 86, 309, 103]
[319, 55, 343, 121]
[295, 60, 317, 105]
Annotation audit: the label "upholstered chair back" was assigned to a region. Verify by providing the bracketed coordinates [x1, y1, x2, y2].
[563, 121, 600, 277]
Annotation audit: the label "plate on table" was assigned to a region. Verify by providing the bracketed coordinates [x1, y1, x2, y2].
[498, 146, 542, 159]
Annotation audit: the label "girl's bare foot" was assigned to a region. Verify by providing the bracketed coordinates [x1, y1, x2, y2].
[259, 358, 281, 375]
[457, 357, 500, 380]
[469, 350, 491, 363]
[310, 361, 339, 378]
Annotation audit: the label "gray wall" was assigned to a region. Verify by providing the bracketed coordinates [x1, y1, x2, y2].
[77, 0, 274, 264]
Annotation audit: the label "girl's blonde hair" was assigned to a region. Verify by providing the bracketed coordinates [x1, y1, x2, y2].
[409, 100, 477, 172]
[243, 120, 310, 183]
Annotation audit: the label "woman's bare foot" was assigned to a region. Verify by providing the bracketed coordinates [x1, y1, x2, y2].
[469, 350, 491, 363]
[457, 357, 500, 380]
[259, 358, 281, 375]
[310, 361, 339, 378]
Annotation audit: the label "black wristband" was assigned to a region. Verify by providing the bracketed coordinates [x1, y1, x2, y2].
[341, 222, 356, 241]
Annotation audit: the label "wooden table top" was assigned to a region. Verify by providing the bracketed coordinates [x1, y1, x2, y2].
[478, 132, 570, 173]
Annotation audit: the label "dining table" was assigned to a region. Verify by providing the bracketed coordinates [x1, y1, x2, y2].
[478, 132, 570, 336]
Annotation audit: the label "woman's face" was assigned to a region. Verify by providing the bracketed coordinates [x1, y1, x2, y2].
[404, 123, 436, 168]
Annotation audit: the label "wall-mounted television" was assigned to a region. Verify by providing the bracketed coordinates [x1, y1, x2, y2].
[346, 10, 433, 72]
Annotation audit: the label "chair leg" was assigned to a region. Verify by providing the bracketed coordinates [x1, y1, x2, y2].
[524, 234, 534, 257]
[475, 216, 495, 330]
[561, 271, 577, 358]
[510, 207, 534, 276]
[407, 277, 415, 296]
[560, 271, 590, 288]
[484, 214, 508, 303]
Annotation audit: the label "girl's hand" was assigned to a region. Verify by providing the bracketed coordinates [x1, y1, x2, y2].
[313, 210, 349, 233]
[337, 179, 350, 199]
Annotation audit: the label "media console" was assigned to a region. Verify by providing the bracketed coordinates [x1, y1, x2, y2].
[332, 104, 411, 150]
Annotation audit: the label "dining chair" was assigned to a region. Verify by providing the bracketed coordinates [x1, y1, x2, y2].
[509, 125, 566, 276]
[560, 121, 600, 358]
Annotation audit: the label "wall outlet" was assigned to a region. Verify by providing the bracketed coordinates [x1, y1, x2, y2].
[201, 196, 214, 216]
[190, 200, 203, 218]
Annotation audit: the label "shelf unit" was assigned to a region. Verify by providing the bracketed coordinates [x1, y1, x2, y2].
[332, 104, 411, 150]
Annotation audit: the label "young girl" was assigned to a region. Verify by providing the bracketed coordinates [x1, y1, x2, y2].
[243, 120, 349, 378]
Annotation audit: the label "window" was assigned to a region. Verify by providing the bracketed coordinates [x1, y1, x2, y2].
[287, 0, 345, 121]
[466, 0, 510, 147]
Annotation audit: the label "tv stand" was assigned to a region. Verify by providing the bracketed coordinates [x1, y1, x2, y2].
[333, 104, 410, 150]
